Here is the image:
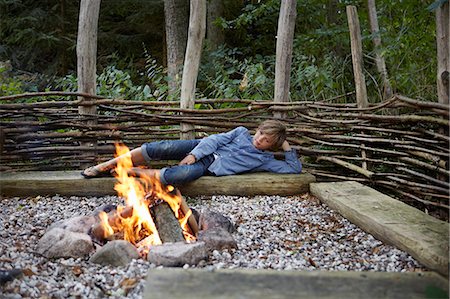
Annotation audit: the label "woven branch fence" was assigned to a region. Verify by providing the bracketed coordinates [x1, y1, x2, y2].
[1, 92, 448, 214]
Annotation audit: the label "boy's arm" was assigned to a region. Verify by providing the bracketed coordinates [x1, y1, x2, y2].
[257, 141, 302, 174]
[189, 127, 247, 161]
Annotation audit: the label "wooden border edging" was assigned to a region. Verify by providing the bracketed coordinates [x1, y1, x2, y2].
[310, 181, 449, 277]
[0, 171, 315, 198]
[143, 268, 449, 299]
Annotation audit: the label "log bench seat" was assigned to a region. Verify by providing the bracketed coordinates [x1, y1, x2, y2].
[0, 171, 316, 197]
[311, 181, 449, 277]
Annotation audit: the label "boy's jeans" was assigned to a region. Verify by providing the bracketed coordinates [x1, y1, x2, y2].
[141, 140, 215, 186]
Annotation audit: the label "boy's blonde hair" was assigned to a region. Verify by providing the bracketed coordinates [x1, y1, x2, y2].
[258, 120, 286, 149]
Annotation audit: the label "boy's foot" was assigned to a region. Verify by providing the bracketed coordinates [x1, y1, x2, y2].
[81, 166, 113, 179]
[127, 167, 159, 179]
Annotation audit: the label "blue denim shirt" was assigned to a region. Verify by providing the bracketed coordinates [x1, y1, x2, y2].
[189, 126, 302, 176]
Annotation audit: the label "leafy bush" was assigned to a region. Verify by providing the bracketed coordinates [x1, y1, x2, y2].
[53, 62, 167, 101]
[0, 63, 24, 96]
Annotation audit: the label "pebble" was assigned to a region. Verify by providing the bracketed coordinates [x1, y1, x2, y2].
[0, 194, 425, 298]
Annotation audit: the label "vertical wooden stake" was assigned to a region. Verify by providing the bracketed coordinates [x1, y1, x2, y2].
[180, 0, 206, 140]
[346, 5, 368, 109]
[435, 1, 449, 105]
[347, 5, 368, 170]
[274, 0, 297, 119]
[77, 0, 101, 166]
[367, 0, 392, 100]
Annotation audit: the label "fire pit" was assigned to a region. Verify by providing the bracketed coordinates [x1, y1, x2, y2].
[36, 144, 237, 267]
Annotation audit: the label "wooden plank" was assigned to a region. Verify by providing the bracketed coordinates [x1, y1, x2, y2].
[310, 181, 449, 276]
[143, 268, 448, 299]
[0, 171, 315, 198]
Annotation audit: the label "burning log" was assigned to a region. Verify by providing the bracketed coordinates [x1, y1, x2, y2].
[89, 206, 133, 243]
[151, 202, 185, 243]
[180, 196, 199, 236]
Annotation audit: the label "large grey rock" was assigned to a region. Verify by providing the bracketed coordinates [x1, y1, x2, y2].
[89, 240, 139, 267]
[147, 242, 208, 267]
[48, 215, 96, 234]
[37, 228, 94, 258]
[199, 209, 235, 233]
[197, 228, 237, 252]
[91, 204, 117, 217]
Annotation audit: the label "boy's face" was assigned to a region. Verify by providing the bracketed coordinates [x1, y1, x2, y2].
[253, 130, 276, 150]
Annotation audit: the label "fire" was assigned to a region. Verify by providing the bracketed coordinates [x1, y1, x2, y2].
[97, 143, 196, 256]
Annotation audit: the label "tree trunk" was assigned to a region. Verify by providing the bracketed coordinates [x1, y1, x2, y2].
[77, 0, 101, 166]
[180, 0, 206, 140]
[274, 0, 297, 119]
[207, 0, 225, 50]
[164, 0, 189, 100]
[436, 1, 449, 105]
[346, 5, 368, 109]
[367, 0, 392, 100]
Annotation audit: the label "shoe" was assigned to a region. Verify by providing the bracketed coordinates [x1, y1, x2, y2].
[80, 166, 113, 179]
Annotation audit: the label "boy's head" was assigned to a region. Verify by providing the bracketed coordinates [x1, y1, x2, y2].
[253, 120, 286, 151]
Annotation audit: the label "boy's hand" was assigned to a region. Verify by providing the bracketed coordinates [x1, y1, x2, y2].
[281, 140, 291, 151]
[179, 154, 196, 165]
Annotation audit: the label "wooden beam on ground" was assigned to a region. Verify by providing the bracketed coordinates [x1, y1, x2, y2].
[310, 181, 449, 277]
[143, 268, 448, 299]
[0, 171, 315, 198]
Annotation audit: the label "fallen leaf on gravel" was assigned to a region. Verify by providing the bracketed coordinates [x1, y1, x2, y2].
[308, 257, 317, 267]
[120, 278, 138, 289]
[72, 266, 83, 276]
[372, 246, 382, 254]
[22, 268, 35, 277]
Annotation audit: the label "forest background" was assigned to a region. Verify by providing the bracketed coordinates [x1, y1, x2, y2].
[0, 0, 440, 103]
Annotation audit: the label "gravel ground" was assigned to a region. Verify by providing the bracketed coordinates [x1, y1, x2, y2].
[0, 194, 425, 298]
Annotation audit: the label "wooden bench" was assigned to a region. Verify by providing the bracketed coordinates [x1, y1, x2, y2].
[0, 171, 316, 197]
[311, 181, 449, 277]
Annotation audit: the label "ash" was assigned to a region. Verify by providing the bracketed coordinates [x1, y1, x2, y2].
[0, 194, 424, 298]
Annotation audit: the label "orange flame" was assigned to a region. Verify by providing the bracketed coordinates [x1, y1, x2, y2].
[98, 143, 195, 256]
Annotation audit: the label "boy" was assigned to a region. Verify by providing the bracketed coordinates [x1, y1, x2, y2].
[81, 120, 302, 186]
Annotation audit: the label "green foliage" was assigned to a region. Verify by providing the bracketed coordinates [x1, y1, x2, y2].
[53, 59, 167, 101]
[0, 0, 164, 77]
[199, 46, 274, 101]
[0, 64, 24, 96]
[0, 0, 439, 102]
[211, 0, 438, 102]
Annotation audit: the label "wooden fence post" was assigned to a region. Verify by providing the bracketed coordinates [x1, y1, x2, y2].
[77, 0, 101, 166]
[274, 0, 297, 119]
[180, 0, 206, 140]
[367, 0, 392, 100]
[347, 5, 368, 170]
[346, 5, 368, 109]
[436, 1, 449, 105]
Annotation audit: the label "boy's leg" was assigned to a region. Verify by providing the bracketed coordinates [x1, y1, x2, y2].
[83, 147, 146, 176]
[82, 139, 200, 178]
[129, 154, 214, 186]
[140, 139, 200, 163]
[159, 155, 214, 186]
